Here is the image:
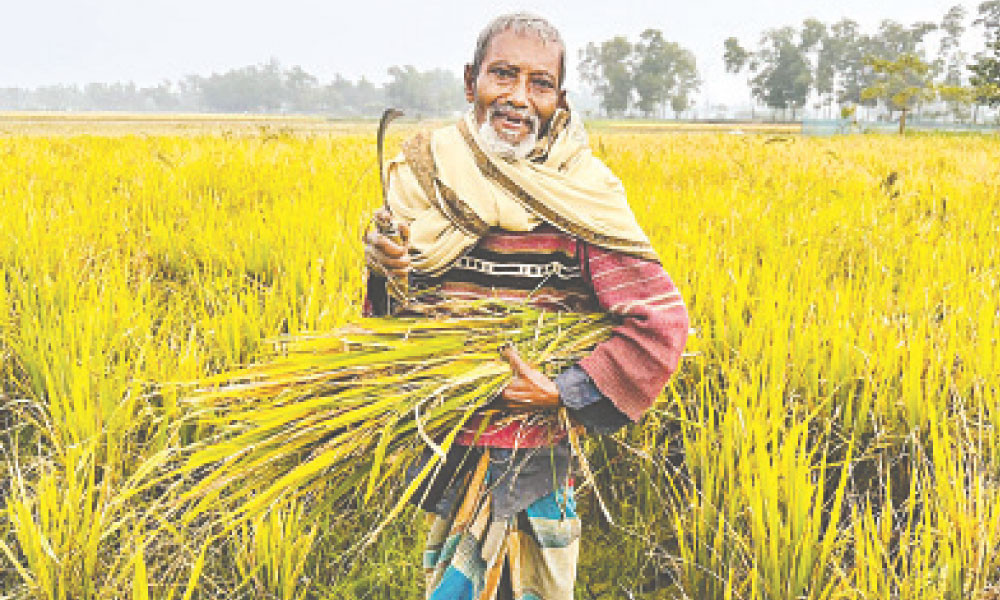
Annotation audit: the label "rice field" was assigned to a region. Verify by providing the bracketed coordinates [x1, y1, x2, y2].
[1, 115, 998, 599]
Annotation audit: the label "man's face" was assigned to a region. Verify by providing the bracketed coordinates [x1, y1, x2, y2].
[464, 28, 566, 146]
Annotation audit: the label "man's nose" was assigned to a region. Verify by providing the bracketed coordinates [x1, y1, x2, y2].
[507, 76, 529, 107]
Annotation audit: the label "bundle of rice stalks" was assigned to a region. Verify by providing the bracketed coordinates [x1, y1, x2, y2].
[143, 301, 613, 547]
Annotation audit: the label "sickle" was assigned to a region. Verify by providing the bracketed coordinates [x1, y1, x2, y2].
[377, 108, 405, 206]
[375, 108, 408, 307]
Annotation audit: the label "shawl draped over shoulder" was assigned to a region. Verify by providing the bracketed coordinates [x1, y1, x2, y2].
[385, 109, 659, 275]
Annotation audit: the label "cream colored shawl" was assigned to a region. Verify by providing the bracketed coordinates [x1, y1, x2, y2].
[386, 109, 657, 276]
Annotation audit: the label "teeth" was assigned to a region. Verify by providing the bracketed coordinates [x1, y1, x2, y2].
[490, 108, 534, 134]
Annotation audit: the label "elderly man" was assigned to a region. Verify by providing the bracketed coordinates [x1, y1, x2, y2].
[364, 12, 689, 600]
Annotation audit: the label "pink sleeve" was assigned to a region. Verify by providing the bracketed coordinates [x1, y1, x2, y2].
[577, 244, 690, 422]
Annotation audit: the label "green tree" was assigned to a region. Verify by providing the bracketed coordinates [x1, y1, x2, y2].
[725, 27, 815, 119]
[856, 21, 935, 114]
[861, 53, 936, 133]
[632, 29, 700, 117]
[800, 18, 829, 114]
[724, 36, 760, 117]
[285, 65, 319, 112]
[935, 6, 972, 121]
[868, 19, 937, 58]
[969, 0, 1000, 108]
[579, 36, 634, 116]
[319, 75, 353, 114]
[829, 19, 872, 107]
[937, 83, 977, 121]
[198, 59, 286, 112]
[386, 65, 426, 113]
[386, 66, 464, 116]
[723, 37, 751, 74]
[633, 29, 672, 117]
[801, 18, 827, 51]
[938, 5, 968, 86]
[814, 19, 935, 112]
[814, 20, 854, 114]
[752, 28, 813, 119]
[352, 76, 385, 116]
[669, 49, 700, 117]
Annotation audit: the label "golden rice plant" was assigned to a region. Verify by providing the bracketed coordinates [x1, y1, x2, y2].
[0, 120, 998, 599]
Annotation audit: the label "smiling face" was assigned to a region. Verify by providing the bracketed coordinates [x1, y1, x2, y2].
[464, 28, 566, 147]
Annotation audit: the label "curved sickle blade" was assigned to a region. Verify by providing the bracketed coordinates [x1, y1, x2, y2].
[377, 108, 405, 205]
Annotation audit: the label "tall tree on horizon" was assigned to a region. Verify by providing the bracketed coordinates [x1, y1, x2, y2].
[727, 17, 943, 119]
[861, 53, 936, 132]
[579, 36, 635, 116]
[937, 5, 969, 86]
[633, 29, 701, 117]
[800, 18, 830, 115]
[814, 19, 857, 114]
[969, 0, 1000, 108]
[723, 36, 756, 115]
[385, 66, 464, 116]
[724, 27, 813, 119]
[935, 5, 971, 121]
[580, 33, 700, 118]
[669, 49, 701, 117]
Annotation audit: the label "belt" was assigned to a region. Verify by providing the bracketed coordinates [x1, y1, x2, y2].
[453, 256, 582, 280]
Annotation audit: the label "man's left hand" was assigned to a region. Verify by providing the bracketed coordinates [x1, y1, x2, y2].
[496, 346, 560, 411]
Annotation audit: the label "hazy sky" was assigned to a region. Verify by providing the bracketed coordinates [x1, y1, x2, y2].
[0, 0, 984, 106]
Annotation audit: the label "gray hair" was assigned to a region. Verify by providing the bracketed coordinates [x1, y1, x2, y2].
[471, 12, 566, 87]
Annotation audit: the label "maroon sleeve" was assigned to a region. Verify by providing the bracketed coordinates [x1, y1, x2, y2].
[577, 243, 690, 422]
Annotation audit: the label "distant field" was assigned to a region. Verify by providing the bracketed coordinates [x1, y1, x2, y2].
[0, 111, 381, 136]
[0, 111, 801, 136]
[588, 119, 801, 134]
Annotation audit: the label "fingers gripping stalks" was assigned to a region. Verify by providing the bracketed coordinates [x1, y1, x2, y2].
[497, 344, 560, 411]
[366, 209, 411, 305]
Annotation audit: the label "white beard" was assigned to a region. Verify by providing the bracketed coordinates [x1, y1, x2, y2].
[477, 107, 539, 161]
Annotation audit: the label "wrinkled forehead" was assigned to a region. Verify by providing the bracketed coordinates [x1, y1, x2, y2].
[480, 29, 563, 78]
[472, 14, 567, 86]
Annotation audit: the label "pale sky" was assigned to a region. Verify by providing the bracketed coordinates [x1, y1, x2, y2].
[0, 0, 984, 108]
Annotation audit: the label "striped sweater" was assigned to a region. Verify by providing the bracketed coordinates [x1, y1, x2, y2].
[364, 223, 689, 446]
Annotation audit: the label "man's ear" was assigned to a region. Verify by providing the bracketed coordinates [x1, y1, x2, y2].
[464, 64, 476, 103]
[557, 89, 568, 110]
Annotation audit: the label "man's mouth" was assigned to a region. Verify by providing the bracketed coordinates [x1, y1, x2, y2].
[489, 107, 538, 141]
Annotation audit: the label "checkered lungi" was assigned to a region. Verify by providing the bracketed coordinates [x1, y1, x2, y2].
[422, 451, 581, 600]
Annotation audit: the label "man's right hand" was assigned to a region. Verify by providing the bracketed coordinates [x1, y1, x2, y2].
[364, 208, 411, 281]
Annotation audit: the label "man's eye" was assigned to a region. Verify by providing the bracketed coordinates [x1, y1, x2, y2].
[532, 78, 555, 89]
[491, 67, 516, 79]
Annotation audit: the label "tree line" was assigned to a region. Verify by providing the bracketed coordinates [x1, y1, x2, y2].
[1, 28, 701, 119]
[579, 29, 700, 117]
[723, 2, 1000, 123]
[4, 4, 999, 124]
[0, 59, 466, 117]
